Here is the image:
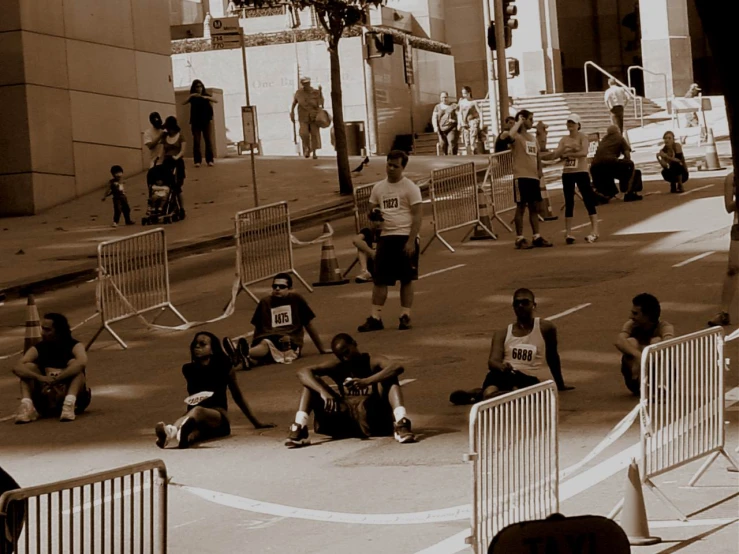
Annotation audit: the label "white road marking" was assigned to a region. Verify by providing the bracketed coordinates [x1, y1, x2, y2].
[560, 220, 602, 233]
[546, 303, 591, 321]
[672, 251, 716, 267]
[682, 183, 716, 195]
[419, 264, 466, 280]
[650, 518, 738, 529]
[0, 415, 15, 423]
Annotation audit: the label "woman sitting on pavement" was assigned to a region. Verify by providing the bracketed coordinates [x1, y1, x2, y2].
[154, 332, 274, 449]
[657, 131, 689, 194]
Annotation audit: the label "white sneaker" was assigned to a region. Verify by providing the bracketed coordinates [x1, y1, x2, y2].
[155, 422, 178, 448]
[355, 270, 373, 283]
[584, 234, 599, 243]
[60, 401, 76, 422]
[111, 222, 117, 228]
[15, 402, 39, 424]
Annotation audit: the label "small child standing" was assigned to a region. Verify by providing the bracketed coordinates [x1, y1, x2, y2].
[102, 165, 134, 227]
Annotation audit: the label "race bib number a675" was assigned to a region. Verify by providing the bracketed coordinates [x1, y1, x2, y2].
[511, 344, 536, 362]
[382, 195, 400, 210]
[271, 305, 293, 328]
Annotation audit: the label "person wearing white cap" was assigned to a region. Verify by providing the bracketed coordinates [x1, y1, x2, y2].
[290, 76, 324, 159]
[542, 114, 599, 244]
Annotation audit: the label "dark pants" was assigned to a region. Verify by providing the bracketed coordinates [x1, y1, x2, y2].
[192, 122, 214, 165]
[562, 172, 598, 217]
[438, 129, 458, 155]
[112, 194, 132, 224]
[590, 160, 635, 197]
[610, 105, 625, 133]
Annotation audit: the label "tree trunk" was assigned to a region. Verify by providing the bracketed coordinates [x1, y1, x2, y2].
[328, 39, 354, 195]
[693, 3, 738, 171]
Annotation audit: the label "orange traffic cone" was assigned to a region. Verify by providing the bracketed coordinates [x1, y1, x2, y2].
[539, 184, 558, 221]
[702, 128, 723, 171]
[619, 460, 661, 546]
[24, 294, 42, 353]
[313, 223, 350, 287]
[470, 186, 497, 241]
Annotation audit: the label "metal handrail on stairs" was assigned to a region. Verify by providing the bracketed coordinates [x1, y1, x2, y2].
[627, 65, 668, 103]
[584, 61, 643, 127]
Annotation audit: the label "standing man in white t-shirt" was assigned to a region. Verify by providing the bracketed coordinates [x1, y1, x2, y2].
[604, 79, 629, 133]
[359, 151, 423, 332]
[143, 112, 165, 168]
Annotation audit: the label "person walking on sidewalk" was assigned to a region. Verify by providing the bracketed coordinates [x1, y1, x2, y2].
[708, 172, 738, 327]
[509, 110, 553, 250]
[431, 91, 458, 156]
[358, 150, 422, 332]
[457, 86, 482, 156]
[541, 114, 599, 244]
[102, 165, 134, 227]
[184, 79, 217, 167]
[162, 116, 187, 219]
[604, 78, 629, 133]
[143, 112, 165, 168]
[290, 76, 324, 159]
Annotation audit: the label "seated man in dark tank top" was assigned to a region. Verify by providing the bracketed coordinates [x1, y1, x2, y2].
[12, 313, 91, 423]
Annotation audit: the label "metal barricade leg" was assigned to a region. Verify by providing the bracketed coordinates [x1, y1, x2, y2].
[644, 478, 688, 522]
[687, 450, 721, 486]
[493, 212, 514, 233]
[342, 257, 359, 278]
[290, 269, 314, 293]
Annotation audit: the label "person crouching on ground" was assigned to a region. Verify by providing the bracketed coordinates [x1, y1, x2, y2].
[285, 333, 415, 448]
[225, 273, 331, 369]
[154, 332, 274, 449]
[351, 208, 383, 283]
[13, 313, 92, 423]
[615, 293, 675, 396]
[657, 131, 689, 194]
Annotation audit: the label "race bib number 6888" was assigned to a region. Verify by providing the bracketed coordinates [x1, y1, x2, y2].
[511, 345, 536, 362]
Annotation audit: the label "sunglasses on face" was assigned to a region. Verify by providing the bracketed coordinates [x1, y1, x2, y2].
[272, 284, 289, 290]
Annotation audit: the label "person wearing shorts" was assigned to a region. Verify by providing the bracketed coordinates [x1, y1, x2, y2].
[542, 114, 599, 244]
[233, 273, 331, 368]
[509, 110, 553, 250]
[615, 293, 674, 396]
[285, 333, 415, 447]
[449, 289, 574, 404]
[358, 150, 422, 332]
[708, 172, 739, 326]
[154, 332, 274, 449]
[13, 313, 91, 423]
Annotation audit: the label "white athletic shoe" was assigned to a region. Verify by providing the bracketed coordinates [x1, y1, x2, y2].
[355, 270, 373, 283]
[584, 234, 599, 243]
[60, 401, 76, 422]
[155, 422, 178, 448]
[15, 402, 39, 424]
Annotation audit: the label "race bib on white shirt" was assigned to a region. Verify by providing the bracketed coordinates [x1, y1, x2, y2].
[271, 305, 293, 328]
[381, 194, 400, 210]
[510, 344, 537, 363]
[525, 142, 537, 156]
[563, 158, 576, 168]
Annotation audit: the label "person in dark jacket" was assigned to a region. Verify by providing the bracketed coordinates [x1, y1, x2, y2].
[183, 79, 218, 167]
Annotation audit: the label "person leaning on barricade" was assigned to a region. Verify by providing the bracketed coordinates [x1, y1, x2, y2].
[154, 332, 274, 449]
[12, 313, 92, 424]
[449, 288, 574, 405]
[224, 273, 332, 370]
[614, 293, 674, 396]
[351, 209, 382, 283]
[285, 333, 415, 448]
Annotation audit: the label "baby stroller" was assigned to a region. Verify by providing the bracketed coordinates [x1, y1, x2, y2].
[142, 161, 183, 225]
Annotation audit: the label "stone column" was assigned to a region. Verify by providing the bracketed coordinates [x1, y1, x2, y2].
[639, 0, 692, 99]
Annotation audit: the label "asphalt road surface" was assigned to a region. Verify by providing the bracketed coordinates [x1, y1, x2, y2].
[1, 173, 738, 554]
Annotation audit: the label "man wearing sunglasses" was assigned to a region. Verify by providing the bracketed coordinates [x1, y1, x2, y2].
[233, 273, 331, 368]
[450, 288, 574, 404]
[285, 333, 415, 447]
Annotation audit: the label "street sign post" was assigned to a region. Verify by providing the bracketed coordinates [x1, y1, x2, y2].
[242, 106, 259, 206]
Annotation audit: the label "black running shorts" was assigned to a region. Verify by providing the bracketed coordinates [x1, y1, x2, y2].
[514, 178, 542, 205]
[373, 235, 419, 286]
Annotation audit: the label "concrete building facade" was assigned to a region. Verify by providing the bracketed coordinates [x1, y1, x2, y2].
[0, 0, 176, 216]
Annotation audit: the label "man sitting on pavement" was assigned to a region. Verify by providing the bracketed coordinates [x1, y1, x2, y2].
[450, 288, 574, 404]
[13, 313, 92, 423]
[285, 333, 415, 447]
[590, 125, 640, 202]
[614, 293, 675, 396]
[227, 273, 331, 368]
[351, 209, 382, 283]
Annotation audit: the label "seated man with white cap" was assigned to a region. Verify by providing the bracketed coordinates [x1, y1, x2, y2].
[290, 76, 324, 159]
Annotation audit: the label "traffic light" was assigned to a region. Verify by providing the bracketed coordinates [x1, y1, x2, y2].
[487, 21, 496, 50]
[366, 31, 394, 58]
[507, 58, 520, 78]
[502, 0, 518, 48]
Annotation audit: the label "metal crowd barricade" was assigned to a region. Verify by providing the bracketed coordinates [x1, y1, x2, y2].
[0, 460, 168, 554]
[86, 228, 188, 350]
[342, 184, 374, 278]
[465, 381, 559, 553]
[422, 162, 494, 253]
[632, 327, 737, 520]
[482, 151, 515, 233]
[231, 201, 312, 304]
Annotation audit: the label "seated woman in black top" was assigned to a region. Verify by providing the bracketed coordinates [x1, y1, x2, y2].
[155, 332, 274, 449]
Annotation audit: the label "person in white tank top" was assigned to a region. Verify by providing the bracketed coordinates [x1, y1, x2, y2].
[449, 288, 574, 405]
[708, 172, 739, 327]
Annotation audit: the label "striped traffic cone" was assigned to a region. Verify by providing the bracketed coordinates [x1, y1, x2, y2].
[24, 294, 42, 353]
[313, 223, 350, 287]
[539, 184, 558, 221]
[470, 186, 497, 241]
[702, 128, 723, 171]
